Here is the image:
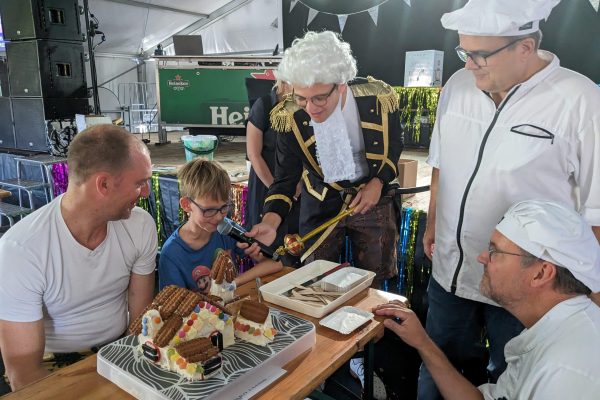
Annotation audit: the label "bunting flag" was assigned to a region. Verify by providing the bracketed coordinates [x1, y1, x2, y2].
[590, 0, 599, 12]
[307, 7, 319, 26]
[296, 0, 397, 29]
[403, 0, 411, 6]
[367, 6, 379, 26]
[290, 0, 299, 13]
[338, 14, 348, 32]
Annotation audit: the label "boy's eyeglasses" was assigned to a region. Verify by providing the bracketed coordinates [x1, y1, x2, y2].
[188, 197, 231, 218]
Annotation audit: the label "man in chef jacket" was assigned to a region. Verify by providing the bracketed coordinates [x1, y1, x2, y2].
[420, 0, 600, 398]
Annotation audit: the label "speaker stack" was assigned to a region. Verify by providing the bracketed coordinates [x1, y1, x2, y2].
[0, 0, 89, 152]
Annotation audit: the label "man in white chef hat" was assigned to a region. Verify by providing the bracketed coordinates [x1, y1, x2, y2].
[421, 0, 600, 397]
[377, 200, 600, 399]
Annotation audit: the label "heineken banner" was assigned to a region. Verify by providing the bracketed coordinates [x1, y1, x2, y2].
[158, 66, 277, 127]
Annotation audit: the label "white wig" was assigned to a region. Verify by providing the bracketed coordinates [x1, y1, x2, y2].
[275, 31, 357, 87]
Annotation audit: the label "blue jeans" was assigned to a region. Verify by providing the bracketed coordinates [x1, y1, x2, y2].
[417, 278, 524, 400]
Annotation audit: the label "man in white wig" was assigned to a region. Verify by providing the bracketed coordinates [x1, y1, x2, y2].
[243, 31, 403, 398]
[376, 200, 600, 399]
[245, 31, 403, 289]
[420, 0, 600, 397]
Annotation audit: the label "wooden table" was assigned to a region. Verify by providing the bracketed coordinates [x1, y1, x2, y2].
[5, 268, 406, 400]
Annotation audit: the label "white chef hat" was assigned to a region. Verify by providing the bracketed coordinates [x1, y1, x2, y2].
[496, 200, 600, 292]
[441, 0, 561, 36]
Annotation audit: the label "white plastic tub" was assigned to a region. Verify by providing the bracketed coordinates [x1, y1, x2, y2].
[259, 260, 375, 318]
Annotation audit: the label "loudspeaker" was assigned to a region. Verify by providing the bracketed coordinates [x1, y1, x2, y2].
[12, 97, 88, 151]
[7, 40, 86, 98]
[0, 97, 15, 148]
[0, 59, 9, 97]
[0, 0, 82, 42]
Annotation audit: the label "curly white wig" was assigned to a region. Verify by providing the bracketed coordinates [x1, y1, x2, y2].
[275, 31, 357, 87]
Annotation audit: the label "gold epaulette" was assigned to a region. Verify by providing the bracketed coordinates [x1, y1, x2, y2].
[269, 95, 301, 133]
[351, 76, 400, 114]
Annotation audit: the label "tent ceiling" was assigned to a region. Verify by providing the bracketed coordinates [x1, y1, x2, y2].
[89, 0, 235, 55]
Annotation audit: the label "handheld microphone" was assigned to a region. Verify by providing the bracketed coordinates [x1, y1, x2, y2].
[217, 218, 278, 260]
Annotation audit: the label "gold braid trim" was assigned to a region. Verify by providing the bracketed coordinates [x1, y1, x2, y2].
[269, 97, 300, 133]
[351, 76, 400, 115]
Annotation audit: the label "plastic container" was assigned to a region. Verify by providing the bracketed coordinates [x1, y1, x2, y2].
[181, 134, 218, 161]
[259, 260, 375, 318]
[320, 267, 370, 292]
[319, 306, 374, 334]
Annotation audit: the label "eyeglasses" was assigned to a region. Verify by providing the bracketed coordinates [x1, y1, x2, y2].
[455, 39, 523, 68]
[487, 244, 534, 261]
[292, 84, 337, 107]
[188, 197, 231, 218]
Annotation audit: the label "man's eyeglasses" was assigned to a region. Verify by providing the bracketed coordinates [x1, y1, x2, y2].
[188, 197, 231, 218]
[293, 84, 337, 107]
[487, 244, 534, 261]
[455, 39, 523, 68]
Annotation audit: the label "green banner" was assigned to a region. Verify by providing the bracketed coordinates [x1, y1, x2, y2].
[158, 68, 272, 126]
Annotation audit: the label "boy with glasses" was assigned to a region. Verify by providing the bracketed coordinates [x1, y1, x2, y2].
[420, 0, 600, 398]
[158, 158, 282, 293]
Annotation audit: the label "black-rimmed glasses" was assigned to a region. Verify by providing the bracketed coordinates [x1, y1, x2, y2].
[292, 84, 337, 107]
[455, 39, 523, 68]
[488, 244, 535, 262]
[188, 197, 231, 218]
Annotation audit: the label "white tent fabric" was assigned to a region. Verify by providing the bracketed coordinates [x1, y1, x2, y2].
[89, 0, 282, 56]
[187, 0, 283, 55]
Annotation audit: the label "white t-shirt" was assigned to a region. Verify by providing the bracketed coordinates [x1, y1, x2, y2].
[0, 195, 157, 352]
[427, 52, 600, 304]
[479, 296, 600, 399]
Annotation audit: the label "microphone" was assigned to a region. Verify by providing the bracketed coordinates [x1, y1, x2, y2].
[217, 217, 278, 260]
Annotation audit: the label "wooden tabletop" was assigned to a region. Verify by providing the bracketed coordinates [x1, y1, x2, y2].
[5, 268, 406, 400]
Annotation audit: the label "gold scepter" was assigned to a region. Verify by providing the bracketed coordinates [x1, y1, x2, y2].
[276, 207, 355, 257]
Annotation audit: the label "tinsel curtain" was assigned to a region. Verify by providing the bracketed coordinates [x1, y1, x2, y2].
[394, 86, 441, 143]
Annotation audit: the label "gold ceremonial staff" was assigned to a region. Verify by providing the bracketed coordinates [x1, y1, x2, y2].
[276, 207, 355, 257]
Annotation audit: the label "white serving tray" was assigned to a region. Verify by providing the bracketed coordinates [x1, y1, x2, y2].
[259, 260, 375, 318]
[97, 308, 315, 400]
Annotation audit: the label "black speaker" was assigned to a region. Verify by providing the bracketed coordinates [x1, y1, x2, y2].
[0, 97, 15, 148]
[11, 97, 88, 151]
[0, 0, 82, 42]
[0, 58, 9, 97]
[6, 39, 87, 98]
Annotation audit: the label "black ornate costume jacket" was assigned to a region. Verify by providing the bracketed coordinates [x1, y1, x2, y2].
[263, 77, 404, 253]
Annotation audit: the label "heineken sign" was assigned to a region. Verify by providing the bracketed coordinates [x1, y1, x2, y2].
[167, 74, 190, 91]
[158, 68, 275, 126]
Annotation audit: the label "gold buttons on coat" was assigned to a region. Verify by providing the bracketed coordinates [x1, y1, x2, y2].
[373, 141, 379, 145]
[370, 109, 375, 113]
[303, 121, 308, 126]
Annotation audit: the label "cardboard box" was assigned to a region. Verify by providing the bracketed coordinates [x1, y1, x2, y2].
[404, 50, 444, 87]
[397, 159, 418, 200]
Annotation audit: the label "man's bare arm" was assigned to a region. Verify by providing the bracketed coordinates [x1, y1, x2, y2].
[128, 272, 155, 322]
[0, 319, 48, 391]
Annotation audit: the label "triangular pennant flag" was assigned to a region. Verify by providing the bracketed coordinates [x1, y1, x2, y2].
[290, 0, 299, 13]
[403, 0, 411, 6]
[338, 14, 348, 32]
[589, 0, 599, 12]
[307, 7, 319, 25]
[367, 6, 379, 26]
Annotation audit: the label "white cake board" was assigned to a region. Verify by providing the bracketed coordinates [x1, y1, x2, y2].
[97, 308, 315, 400]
